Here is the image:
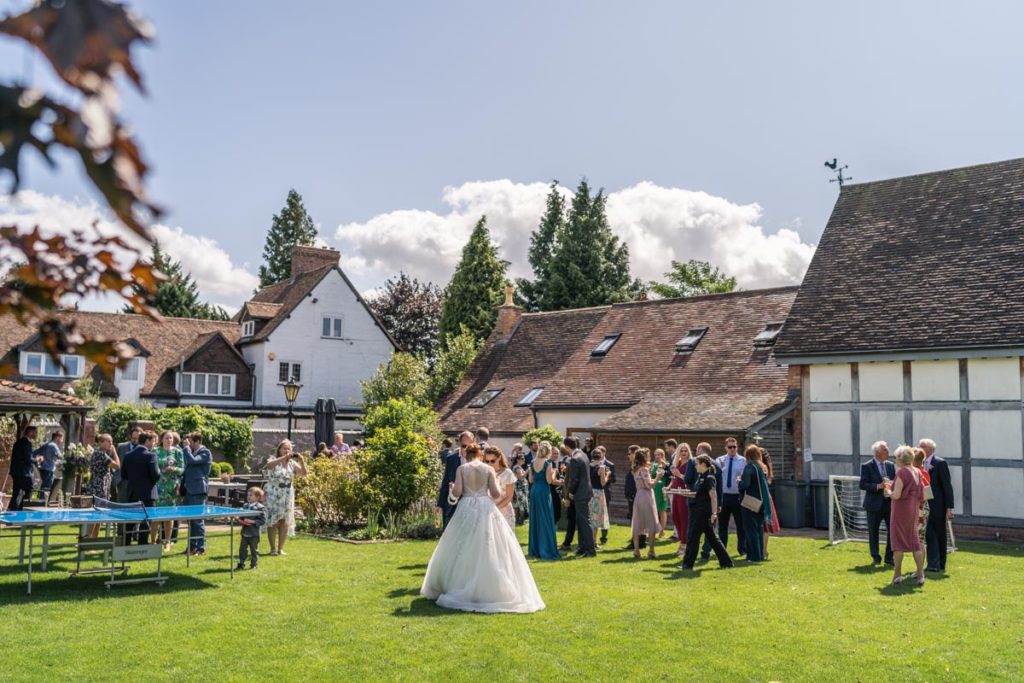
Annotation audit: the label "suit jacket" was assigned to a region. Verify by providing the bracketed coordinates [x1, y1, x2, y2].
[112, 440, 136, 486]
[927, 455, 955, 512]
[565, 450, 593, 502]
[121, 445, 160, 501]
[34, 441, 62, 473]
[10, 436, 35, 478]
[859, 458, 895, 512]
[182, 445, 212, 496]
[436, 450, 462, 508]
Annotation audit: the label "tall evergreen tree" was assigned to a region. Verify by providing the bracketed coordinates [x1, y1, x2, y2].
[123, 243, 230, 320]
[515, 181, 565, 312]
[258, 189, 319, 287]
[438, 216, 508, 347]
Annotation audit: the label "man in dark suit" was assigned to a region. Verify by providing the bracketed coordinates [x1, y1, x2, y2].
[860, 440, 896, 565]
[437, 431, 472, 530]
[182, 432, 213, 555]
[120, 431, 160, 544]
[8, 424, 38, 511]
[563, 437, 596, 557]
[920, 438, 954, 572]
[114, 425, 141, 502]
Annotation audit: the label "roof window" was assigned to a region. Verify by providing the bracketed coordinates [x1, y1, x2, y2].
[591, 334, 621, 357]
[753, 321, 784, 347]
[515, 387, 544, 407]
[675, 327, 708, 354]
[468, 388, 503, 408]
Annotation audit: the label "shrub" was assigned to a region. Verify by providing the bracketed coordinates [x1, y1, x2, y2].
[522, 424, 563, 449]
[360, 352, 430, 412]
[427, 324, 482, 403]
[295, 457, 368, 530]
[357, 425, 439, 515]
[361, 397, 442, 444]
[218, 461, 234, 476]
[209, 462, 222, 477]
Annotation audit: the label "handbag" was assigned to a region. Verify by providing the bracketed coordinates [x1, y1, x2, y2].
[923, 484, 934, 501]
[740, 492, 763, 513]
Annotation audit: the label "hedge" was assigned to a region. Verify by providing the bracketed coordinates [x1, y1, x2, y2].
[96, 403, 253, 463]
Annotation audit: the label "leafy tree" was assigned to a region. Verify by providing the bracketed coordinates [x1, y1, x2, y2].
[437, 216, 508, 347]
[1, 1, 163, 377]
[649, 259, 737, 299]
[368, 273, 444, 364]
[360, 353, 430, 412]
[515, 181, 564, 312]
[522, 424, 564, 448]
[123, 243, 229, 320]
[70, 377, 101, 417]
[428, 325, 482, 404]
[258, 189, 319, 287]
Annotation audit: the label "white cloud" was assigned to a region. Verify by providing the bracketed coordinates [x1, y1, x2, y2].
[334, 179, 816, 292]
[0, 191, 259, 308]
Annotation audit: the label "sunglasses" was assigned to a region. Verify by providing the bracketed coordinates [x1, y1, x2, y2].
[484, 458, 497, 464]
[727, 445, 737, 449]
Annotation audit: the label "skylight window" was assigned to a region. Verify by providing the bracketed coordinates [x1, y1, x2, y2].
[515, 387, 544, 407]
[591, 334, 621, 357]
[468, 388, 503, 408]
[754, 322, 785, 347]
[675, 327, 708, 354]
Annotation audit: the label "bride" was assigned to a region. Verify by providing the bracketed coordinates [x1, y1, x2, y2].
[421, 444, 545, 613]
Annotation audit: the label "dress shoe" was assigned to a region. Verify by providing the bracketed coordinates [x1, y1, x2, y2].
[925, 567, 941, 573]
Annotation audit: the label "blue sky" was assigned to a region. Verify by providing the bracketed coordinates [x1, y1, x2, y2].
[3, 1, 1023, 308]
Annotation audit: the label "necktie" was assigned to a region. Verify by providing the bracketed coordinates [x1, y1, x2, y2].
[878, 460, 885, 479]
[727, 457, 734, 488]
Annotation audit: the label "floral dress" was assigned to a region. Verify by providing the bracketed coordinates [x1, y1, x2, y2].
[155, 446, 184, 506]
[512, 465, 530, 523]
[87, 449, 114, 499]
[266, 461, 299, 536]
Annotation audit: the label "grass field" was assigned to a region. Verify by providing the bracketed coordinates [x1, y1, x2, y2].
[0, 524, 1021, 682]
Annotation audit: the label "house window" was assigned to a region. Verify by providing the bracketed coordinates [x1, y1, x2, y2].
[121, 358, 140, 381]
[22, 352, 85, 378]
[515, 387, 544, 407]
[278, 361, 302, 384]
[179, 372, 235, 396]
[753, 321, 785, 347]
[591, 334, 621, 357]
[468, 388, 503, 408]
[322, 316, 344, 339]
[675, 327, 708, 354]
[242, 320, 255, 338]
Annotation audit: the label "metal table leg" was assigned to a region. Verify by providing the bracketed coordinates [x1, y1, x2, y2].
[41, 526, 49, 572]
[230, 519, 234, 579]
[27, 527, 33, 595]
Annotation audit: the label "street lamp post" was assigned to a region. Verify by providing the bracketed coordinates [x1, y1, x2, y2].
[283, 380, 301, 440]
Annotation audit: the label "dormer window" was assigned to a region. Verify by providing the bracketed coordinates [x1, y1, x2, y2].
[515, 387, 544, 407]
[22, 352, 84, 378]
[591, 334, 621, 357]
[753, 321, 784, 348]
[469, 388, 503, 408]
[675, 327, 708, 354]
[242, 320, 255, 338]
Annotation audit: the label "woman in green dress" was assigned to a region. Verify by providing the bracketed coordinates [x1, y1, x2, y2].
[152, 430, 184, 550]
[652, 448, 670, 539]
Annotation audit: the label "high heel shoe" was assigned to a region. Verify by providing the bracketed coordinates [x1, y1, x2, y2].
[890, 576, 904, 586]
[633, 550, 641, 558]
[915, 574, 925, 586]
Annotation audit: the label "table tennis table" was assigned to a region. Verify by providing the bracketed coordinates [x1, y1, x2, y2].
[0, 501, 261, 594]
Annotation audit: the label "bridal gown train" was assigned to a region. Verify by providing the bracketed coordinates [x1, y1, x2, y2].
[420, 461, 545, 613]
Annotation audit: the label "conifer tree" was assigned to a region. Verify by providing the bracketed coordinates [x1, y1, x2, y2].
[515, 181, 565, 312]
[258, 189, 319, 287]
[123, 243, 230, 320]
[438, 216, 508, 347]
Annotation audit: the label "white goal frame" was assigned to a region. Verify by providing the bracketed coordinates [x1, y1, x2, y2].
[828, 475, 956, 552]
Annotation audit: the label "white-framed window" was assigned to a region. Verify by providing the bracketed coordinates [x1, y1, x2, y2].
[22, 352, 85, 378]
[179, 372, 235, 396]
[242, 320, 256, 338]
[321, 315, 344, 339]
[121, 357, 141, 381]
[515, 387, 544, 407]
[278, 361, 302, 384]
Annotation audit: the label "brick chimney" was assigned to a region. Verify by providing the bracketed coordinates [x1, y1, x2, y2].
[291, 245, 340, 276]
[495, 284, 523, 343]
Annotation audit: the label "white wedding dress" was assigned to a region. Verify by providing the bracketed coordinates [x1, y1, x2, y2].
[420, 461, 545, 613]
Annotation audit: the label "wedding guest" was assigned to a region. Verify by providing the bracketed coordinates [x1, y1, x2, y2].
[485, 446, 517, 531]
[631, 448, 660, 559]
[662, 440, 678, 539]
[859, 440, 895, 565]
[680, 454, 733, 570]
[511, 452, 530, 524]
[559, 437, 578, 550]
[652, 448, 669, 539]
[264, 440, 307, 556]
[437, 431, 472, 530]
[583, 437, 594, 456]
[475, 426, 490, 448]
[152, 430, 184, 551]
[182, 432, 212, 555]
[525, 439, 539, 468]
[564, 438, 596, 558]
[602, 452, 616, 511]
[8, 424, 38, 511]
[715, 437, 746, 557]
[236, 487, 267, 570]
[761, 449, 781, 558]
[316, 442, 331, 459]
[85, 434, 120, 537]
[889, 446, 926, 586]
[738, 445, 772, 562]
[919, 438, 954, 573]
[623, 445, 641, 545]
[527, 441, 562, 560]
[589, 447, 611, 546]
[120, 431, 160, 544]
[668, 442, 692, 557]
[33, 430, 64, 504]
[114, 425, 141, 501]
[437, 438, 454, 463]
[331, 433, 351, 457]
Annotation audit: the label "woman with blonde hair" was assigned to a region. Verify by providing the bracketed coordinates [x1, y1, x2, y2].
[527, 441, 562, 560]
[484, 446, 516, 531]
[668, 443, 692, 557]
[889, 445, 926, 586]
[152, 430, 184, 550]
[264, 440, 307, 556]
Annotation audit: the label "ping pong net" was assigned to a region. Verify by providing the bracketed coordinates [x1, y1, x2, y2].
[92, 498, 150, 521]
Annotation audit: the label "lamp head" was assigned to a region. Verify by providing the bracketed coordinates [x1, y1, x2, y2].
[283, 380, 301, 405]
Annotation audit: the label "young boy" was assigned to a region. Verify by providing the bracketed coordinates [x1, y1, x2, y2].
[237, 487, 266, 570]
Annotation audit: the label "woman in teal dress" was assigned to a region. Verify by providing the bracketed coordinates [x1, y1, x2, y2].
[527, 442, 563, 560]
[652, 449, 669, 539]
[152, 430, 184, 550]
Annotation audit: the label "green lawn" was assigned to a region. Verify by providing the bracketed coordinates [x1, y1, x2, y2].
[0, 524, 1021, 682]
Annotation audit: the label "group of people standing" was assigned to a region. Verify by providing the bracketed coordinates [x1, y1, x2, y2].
[859, 438, 954, 587]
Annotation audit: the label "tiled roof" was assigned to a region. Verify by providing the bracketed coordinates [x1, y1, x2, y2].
[776, 157, 1024, 357]
[244, 265, 335, 342]
[0, 311, 242, 398]
[0, 379, 87, 409]
[438, 287, 799, 435]
[242, 301, 283, 320]
[436, 307, 609, 435]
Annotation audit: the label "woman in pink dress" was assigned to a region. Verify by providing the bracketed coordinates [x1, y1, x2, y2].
[668, 443, 692, 557]
[888, 446, 926, 586]
[631, 449, 661, 560]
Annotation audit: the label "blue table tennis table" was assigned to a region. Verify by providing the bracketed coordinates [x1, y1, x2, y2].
[0, 502, 261, 594]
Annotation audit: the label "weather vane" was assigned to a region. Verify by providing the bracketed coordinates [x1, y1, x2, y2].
[824, 158, 851, 187]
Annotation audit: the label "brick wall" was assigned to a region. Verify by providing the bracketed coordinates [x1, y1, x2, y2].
[183, 337, 253, 401]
